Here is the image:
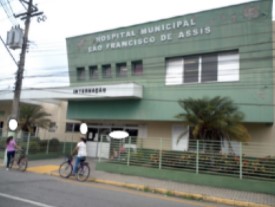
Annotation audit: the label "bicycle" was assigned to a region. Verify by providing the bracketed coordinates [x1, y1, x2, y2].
[59, 155, 90, 182]
[8, 148, 28, 172]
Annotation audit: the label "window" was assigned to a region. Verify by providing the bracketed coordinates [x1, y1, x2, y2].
[165, 50, 239, 85]
[65, 122, 80, 133]
[125, 128, 138, 144]
[102, 64, 112, 78]
[218, 51, 239, 82]
[132, 60, 143, 76]
[184, 56, 199, 83]
[201, 54, 218, 82]
[48, 122, 57, 132]
[89, 65, 98, 80]
[76, 67, 85, 81]
[116, 63, 128, 77]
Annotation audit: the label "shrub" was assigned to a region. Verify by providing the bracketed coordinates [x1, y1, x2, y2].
[49, 138, 61, 152]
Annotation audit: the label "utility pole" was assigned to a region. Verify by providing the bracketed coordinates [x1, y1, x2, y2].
[9, 0, 44, 128]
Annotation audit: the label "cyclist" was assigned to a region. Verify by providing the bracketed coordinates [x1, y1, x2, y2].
[6, 136, 21, 171]
[72, 137, 87, 175]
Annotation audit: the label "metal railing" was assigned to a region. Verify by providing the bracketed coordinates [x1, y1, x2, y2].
[0, 135, 274, 181]
[0, 135, 74, 160]
[98, 137, 275, 181]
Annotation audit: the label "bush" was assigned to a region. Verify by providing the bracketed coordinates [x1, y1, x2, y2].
[0, 137, 7, 150]
[21, 141, 40, 154]
[39, 140, 48, 152]
[49, 138, 61, 152]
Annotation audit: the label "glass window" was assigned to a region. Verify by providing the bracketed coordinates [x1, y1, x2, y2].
[125, 129, 138, 144]
[48, 122, 57, 132]
[65, 123, 73, 132]
[76, 67, 85, 81]
[165, 50, 239, 85]
[116, 63, 127, 77]
[74, 124, 80, 132]
[201, 53, 218, 82]
[132, 60, 143, 76]
[102, 64, 112, 78]
[218, 51, 239, 82]
[183, 56, 199, 83]
[99, 128, 111, 142]
[87, 128, 98, 141]
[89, 65, 98, 79]
[165, 58, 183, 85]
[65, 122, 80, 133]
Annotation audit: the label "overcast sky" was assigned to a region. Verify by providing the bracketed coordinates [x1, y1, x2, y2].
[0, 0, 273, 90]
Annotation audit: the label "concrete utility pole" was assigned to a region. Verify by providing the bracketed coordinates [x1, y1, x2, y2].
[10, 0, 43, 124]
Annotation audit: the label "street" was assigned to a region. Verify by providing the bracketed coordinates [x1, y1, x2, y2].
[0, 169, 232, 207]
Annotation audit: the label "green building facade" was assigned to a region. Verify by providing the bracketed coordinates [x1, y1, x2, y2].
[66, 0, 273, 152]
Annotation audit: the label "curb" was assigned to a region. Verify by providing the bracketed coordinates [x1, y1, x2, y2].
[86, 178, 273, 207]
[3, 165, 273, 207]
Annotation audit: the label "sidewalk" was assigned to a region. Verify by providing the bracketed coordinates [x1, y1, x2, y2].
[7, 158, 275, 207]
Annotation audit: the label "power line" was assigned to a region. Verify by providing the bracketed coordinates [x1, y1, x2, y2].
[0, 2, 273, 90]
[0, 0, 19, 25]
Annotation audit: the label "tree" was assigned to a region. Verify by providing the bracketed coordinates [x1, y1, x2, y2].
[19, 104, 52, 133]
[176, 96, 251, 153]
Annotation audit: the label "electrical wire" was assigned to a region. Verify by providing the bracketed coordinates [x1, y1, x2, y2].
[0, 1, 274, 91]
[0, 0, 19, 25]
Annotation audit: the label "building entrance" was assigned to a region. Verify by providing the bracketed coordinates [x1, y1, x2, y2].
[85, 124, 138, 158]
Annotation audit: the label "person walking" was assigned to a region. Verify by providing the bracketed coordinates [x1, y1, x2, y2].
[6, 136, 20, 170]
[72, 137, 87, 175]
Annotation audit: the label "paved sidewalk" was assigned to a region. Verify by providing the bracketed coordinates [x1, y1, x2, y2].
[4, 158, 275, 207]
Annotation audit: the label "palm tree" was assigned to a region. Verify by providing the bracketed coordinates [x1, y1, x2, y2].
[176, 96, 250, 153]
[19, 104, 52, 134]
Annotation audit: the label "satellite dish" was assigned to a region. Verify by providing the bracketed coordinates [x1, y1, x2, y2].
[109, 131, 129, 139]
[80, 123, 88, 135]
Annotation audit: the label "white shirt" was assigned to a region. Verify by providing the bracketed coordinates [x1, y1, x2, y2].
[77, 141, 87, 157]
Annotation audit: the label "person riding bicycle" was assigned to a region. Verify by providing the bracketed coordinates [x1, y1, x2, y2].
[6, 136, 21, 171]
[72, 137, 87, 175]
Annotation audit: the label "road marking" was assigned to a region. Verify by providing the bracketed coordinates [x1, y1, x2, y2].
[0, 192, 57, 207]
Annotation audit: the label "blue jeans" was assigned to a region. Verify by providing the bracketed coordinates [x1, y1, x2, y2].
[73, 156, 85, 174]
[7, 151, 15, 168]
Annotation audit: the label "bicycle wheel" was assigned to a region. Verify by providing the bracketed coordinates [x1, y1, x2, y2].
[76, 163, 90, 182]
[59, 162, 73, 178]
[18, 157, 28, 172]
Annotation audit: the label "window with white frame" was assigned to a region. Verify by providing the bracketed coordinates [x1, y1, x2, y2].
[165, 50, 239, 85]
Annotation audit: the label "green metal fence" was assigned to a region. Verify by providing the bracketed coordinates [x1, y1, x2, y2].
[0, 136, 74, 160]
[98, 137, 275, 181]
[0, 135, 274, 182]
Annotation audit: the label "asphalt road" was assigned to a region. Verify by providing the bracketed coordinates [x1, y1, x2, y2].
[0, 169, 232, 207]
